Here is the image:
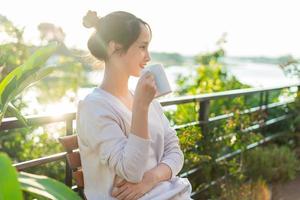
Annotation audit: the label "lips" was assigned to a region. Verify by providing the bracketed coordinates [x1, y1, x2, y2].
[140, 63, 147, 68]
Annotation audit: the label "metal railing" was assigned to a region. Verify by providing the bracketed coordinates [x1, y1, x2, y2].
[1, 83, 299, 199]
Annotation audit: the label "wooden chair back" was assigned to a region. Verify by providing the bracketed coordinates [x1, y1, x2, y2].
[58, 135, 85, 197]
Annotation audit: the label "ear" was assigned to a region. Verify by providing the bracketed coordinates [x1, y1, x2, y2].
[107, 41, 123, 56]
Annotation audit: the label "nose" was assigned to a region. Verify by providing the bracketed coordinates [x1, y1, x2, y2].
[145, 50, 151, 62]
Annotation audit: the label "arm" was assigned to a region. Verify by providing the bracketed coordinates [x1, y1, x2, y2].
[155, 100, 184, 179]
[78, 100, 151, 183]
[112, 163, 172, 199]
[131, 102, 150, 139]
[146, 163, 172, 185]
[131, 71, 156, 140]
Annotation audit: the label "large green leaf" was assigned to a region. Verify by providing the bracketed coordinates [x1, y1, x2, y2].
[12, 67, 56, 100]
[0, 43, 58, 125]
[1, 66, 43, 106]
[19, 172, 81, 200]
[0, 67, 56, 126]
[1, 76, 17, 108]
[0, 43, 58, 105]
[0, 153, 23, 200]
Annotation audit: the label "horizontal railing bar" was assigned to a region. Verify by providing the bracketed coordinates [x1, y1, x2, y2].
[191, 175, 227, 199]
[1, 84, 298, 131]
[263, 99, 295, 109]
[14, 152, 67, 171]
[173, 100, 294, 132]
[208, 99, 295, 124]
[0, 113, 76, 131]
[215, 114, 292, 143]
[241, 99, 294, 114]
[174, 121, 199, 130]
[242, 114, 293, 132]
[160, 83, 299, 106]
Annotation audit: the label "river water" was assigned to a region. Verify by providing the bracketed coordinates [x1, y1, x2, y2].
[82, 60, 299, 98]
[22, 59, 299, 116]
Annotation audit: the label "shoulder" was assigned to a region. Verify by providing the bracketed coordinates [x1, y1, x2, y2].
[77, 89, 115, 118]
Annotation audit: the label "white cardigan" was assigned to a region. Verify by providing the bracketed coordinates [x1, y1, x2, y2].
[76, 87, 192, 200]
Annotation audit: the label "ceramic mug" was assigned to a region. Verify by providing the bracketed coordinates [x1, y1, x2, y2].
[141, 63, 172, 98]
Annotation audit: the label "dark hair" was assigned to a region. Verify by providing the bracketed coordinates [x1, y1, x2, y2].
[83, 10, 151, 61]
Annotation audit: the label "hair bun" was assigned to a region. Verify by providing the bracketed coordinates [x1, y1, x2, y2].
[83, 10, 101, 29]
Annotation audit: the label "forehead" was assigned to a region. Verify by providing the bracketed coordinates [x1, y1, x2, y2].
[136, 24, 151, 44]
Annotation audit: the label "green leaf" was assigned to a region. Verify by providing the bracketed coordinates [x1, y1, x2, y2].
[0, 67, 56, 126]
[1, 76, 17, 107]
[0, 67, 56, 125]
[0, 43, 58, 126]
[12, 67, 56, 99]
[0, 153, 23, 200]
[7, 103, 28, 126]
[0, 43, 58, 105]
[19, 172, 81, 200]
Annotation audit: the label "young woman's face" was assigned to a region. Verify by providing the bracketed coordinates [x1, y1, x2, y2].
[121, 24, 151, 77]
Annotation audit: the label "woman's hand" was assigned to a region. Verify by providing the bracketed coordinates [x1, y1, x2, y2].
[134, 71, 157, 108]
[111, 171, 157, 200]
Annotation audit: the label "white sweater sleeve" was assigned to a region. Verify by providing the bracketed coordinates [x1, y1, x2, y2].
[78, 100, 151, 183]
[154, 100, 184, 178]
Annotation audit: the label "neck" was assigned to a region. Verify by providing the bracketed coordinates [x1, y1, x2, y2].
[100, 63, 130, 97]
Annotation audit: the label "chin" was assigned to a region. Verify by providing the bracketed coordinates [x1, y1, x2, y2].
[130, 68, 143, 77]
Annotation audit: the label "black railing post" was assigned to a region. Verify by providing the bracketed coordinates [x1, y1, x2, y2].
[264, 91, 269, 113]
[264, 91, 269, 118]
[65, 119, 73, 187]
[262, 91, 269, 133]
[259, 91, 264, 110]
[199, 100, 210, 134]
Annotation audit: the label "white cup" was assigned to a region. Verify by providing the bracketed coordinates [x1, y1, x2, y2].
[141, 63, 172, 98]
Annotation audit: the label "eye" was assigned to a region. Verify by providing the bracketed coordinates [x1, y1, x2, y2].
[140, 46, 146, 49]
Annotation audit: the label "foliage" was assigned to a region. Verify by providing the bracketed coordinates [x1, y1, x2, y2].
[164, 36, 299, 198]
[0, 15, 84, 199]
[279, 56, 300, 79]
[0, 15, 87, 187]
[0, 15, 29, 79]
[0, 43, 58, 125]
[242, 146, 300, 183]
[220, 179, 270, 200]
[167, 44, 265, 194]
[0, 127, 65, 181]
[286, 87, 300, 134]
[0, 152, 81, 200]
[0, 152, 23, 200]
[150, 52, 194, 67]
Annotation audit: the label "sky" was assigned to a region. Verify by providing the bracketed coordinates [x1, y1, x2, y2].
[1, 0, 300, 57]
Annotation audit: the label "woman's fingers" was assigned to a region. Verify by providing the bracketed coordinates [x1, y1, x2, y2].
[111, 187, 118, 196]
[116, 179, 127, 187]
[112, 184, 128, 198]
[133, 192, 144, 200]
[115, 186, 132, 200]
[124, 192, 137, 200]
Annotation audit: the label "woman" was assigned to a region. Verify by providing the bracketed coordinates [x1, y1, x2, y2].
[77, 10, 193, 200]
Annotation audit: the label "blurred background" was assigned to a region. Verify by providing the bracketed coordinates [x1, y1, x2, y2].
[1, 0, 300, 199]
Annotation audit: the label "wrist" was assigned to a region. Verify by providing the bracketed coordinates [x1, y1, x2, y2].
[143, 171, 158, 187]
[132, 101, 149, 112]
